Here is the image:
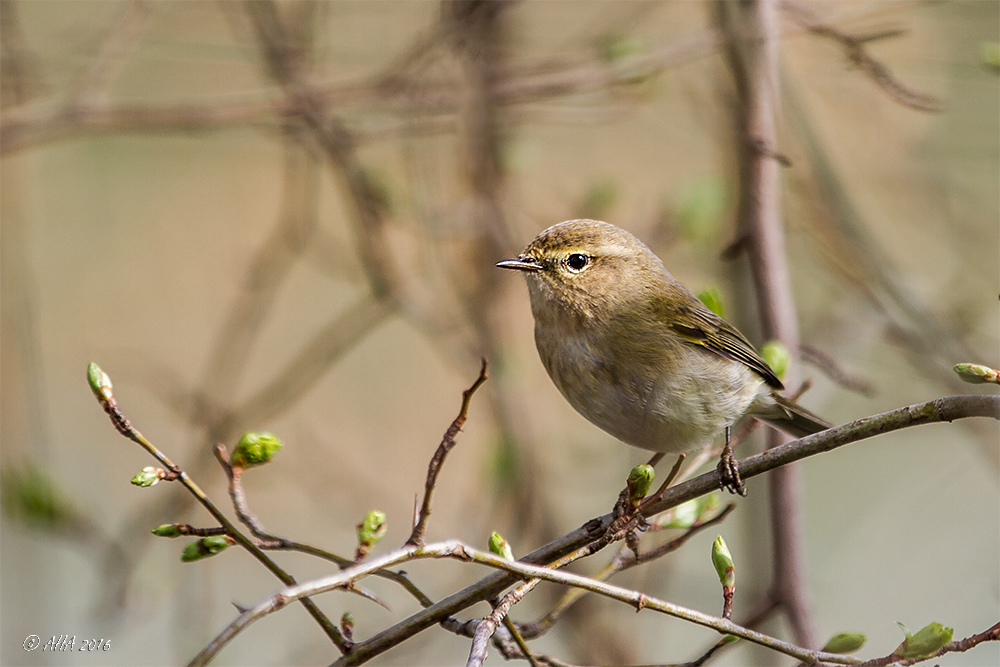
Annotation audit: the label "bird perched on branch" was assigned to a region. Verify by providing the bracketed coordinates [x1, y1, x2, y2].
[497, 219, 830, 494]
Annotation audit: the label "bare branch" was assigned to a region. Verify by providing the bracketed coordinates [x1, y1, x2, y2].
[407, 359, 489, 547]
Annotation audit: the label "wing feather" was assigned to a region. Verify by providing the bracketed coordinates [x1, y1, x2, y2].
[665, 303, 784, 389]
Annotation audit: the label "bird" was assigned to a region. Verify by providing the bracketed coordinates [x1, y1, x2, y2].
[497, 219, 830, 494]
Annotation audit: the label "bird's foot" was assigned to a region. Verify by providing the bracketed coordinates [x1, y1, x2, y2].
[717, 429, 747, 497]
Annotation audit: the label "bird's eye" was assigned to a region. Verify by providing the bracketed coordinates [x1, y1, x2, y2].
[565, 253, 590, 273]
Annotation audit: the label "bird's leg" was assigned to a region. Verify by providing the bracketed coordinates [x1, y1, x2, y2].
[717, 426, 747, 496]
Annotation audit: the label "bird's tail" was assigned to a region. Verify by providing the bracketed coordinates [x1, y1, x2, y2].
[760, 393, 832, 438]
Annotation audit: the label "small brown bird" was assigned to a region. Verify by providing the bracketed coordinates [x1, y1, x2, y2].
[497, 219, 830, 493]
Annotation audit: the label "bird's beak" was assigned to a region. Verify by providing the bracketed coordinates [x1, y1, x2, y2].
[496, 257, 543, 272]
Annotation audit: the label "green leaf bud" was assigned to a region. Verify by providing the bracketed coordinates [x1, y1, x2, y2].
[711, 535, 735, 590]
[231, 431, 284, 468]
[627, 464, 655, 505]
[131, 466, 163, 487]
[697, 287, 726, 318]
[341, 612, 355, 640]
[953, 363, 1000, 385]
[87, 362, 114, 402]
[181, 535, 233, 562]
[151, 524, 183, 538]
[357, 509, 387, 548]
[822, 632, 866, 654]
[760, 341, 790, 381]
[488, 531, 514, 560]
[893, 621, 953, 659]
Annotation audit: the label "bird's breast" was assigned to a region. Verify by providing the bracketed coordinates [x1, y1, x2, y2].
[533, 321, 766, 454]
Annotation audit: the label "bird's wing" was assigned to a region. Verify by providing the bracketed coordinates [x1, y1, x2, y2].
[666, 304, 784, 390]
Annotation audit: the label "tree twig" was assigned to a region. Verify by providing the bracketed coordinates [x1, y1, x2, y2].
[407, 358, 489, 547]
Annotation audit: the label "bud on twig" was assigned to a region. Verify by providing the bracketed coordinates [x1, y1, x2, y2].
[892, 621, 953, 659]
[627, 464, 655, 508]
[355, 509, 387, 561]
[712, 535, 735, 619]
[151, 524, 184, 538]
[953, 363, 1000, 385]
[87, 362, 114, 403]
[712, 535, 735, 589]
[488, 531, 514, 560]
[181, 535, 234, 562]
[340, 612, 355, 641]
[131, 466, 165, 487]
[230, 432, 283, 469]
[822, 632, 866, 654]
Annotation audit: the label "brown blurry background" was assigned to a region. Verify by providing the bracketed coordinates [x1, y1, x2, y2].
[1, 1, 997, 665]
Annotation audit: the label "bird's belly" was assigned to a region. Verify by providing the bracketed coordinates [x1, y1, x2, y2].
[637, 369, 763, 453]
[539, 331, 764, 454]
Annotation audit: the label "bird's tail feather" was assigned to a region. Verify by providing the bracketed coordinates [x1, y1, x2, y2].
[761, 393, 832, 438]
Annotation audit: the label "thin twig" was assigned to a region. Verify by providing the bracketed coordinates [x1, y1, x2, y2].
[467, 578, 542, 667]
[153, 524, 229, 538]
[686, 595, 780, 667]
[500, 616, 541, 667]
[407, 358, 489, 547]
[213, 444, 282, 546]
